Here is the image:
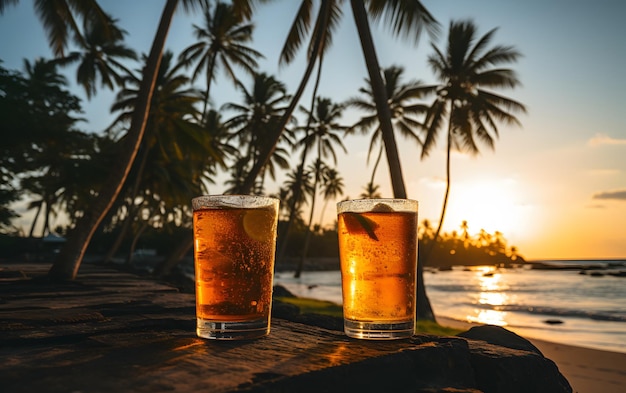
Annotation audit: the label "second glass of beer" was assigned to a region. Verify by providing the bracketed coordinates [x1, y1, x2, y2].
[337, 198, 418, 339]
[192, 195, 279, 340]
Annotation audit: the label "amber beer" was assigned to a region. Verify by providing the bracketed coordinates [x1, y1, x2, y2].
[192, 195, 278, 340]
[337, 199, 418, 339]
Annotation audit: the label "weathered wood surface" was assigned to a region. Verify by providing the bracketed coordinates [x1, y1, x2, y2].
[0, 261, 571, 393]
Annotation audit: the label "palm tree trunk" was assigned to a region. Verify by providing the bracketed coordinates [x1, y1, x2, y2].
[154, 235, 191, 277]
[317, 198, 330, 229]
[417, 119, 455, 322]
[276, 53, 325, 267]
[423, 119, 453, 264]
[350, 0, 406, 199]
[104, 144, 151, 264]
[275, 162, 305, 266]
[42, 197, 51, 237]
[295, 162, 320, 278]
[370, 143, 384, 186]
[351, 0, 434, 321]
[126, 219, 149, 266]
[103, 215, 131, 264]
[201, 55, 216, 121]
[48, 0, 178, 280]
[28, 202, 42, 238]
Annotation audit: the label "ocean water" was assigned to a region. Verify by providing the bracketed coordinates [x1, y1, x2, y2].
[273, 259, 626, 354]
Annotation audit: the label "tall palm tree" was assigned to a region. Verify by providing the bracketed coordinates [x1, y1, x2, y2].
[274, 44, 328, 273]
[157, 71, 293, 276]
[276, 164, 314, 262]
[359, 181, 382, 199]
[346, 65, 433, 185]
[349, 0, 437, 200]
[22, 57, 68, 95]
[46, 0, 205, 280]
[298, 97, 348, 165]
[236, 0, 438, 319]
[422, 19, 526, 266]
[281, 165, 314, 224]
[293, 97, 347, 277]
[102, 50, 210, 266]
[17, 58, 87, 238]
[0, 0, 111, 57]
[154, 108, 237, 277]
[224, 72, 292, 187]
[316, 167, 344, 228]
[238, 0, 438, 196]
[178, 0, 263, 118]
[62, 12, 137, 99]
[237, 0, 342, 193]
[1, 0, 149, 281]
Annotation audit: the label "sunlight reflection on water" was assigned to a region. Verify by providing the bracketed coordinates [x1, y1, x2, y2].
[273, 263, 626, 353]
[467, 267, 510, 326]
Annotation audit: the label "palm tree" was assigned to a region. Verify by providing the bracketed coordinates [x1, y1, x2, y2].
[273, 42, 329, 275]
[154, 108, 236, 277]
[359, 181, 382, 199]
[237, 0, 342, 193]
[61, 12, 137, 99]
[178, 1, 263, 118]
[316, 167, 344, 227]
[238, 1, 438, 196]
[346, 65, 433, 185]
[45, 0, 205, 280]
[275, 165, 314, 263]
[294, 158, 327, 278]
[293, 97, 347, 277]
[17, 58, 87, 238]
[282, 165, 315, 224]
[224, 72, 292, 187]
[1, 0, 152, 281]
[157, 71, 293, 275]
[22, 57, 68, 95]
[422, 19, 526, 267]
[102, 50, 211, 266]
[350, 0, 437, 199]
[0, 0, 111, 57]
[237, 0, 437, 319]
[298, 97, 348, 165]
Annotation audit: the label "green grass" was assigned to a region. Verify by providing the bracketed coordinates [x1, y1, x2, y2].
[275, 296, 464, 336]
[416, 320, 464, 336]
[276, 296, 343, 317]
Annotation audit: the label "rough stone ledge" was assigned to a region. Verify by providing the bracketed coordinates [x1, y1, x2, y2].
[0, 262, 572, 393]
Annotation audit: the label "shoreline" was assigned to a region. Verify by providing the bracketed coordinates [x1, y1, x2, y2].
[436, 316, 626, 393]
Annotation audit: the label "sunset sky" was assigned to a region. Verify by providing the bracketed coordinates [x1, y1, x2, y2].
[1, 1, 625, 260]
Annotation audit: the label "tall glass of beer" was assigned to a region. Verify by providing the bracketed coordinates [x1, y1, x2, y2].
[337, 198, 418, 339]
[192, 195, 279, 340]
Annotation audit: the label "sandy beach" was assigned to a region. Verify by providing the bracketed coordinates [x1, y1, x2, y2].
[437, 317, 626, 393]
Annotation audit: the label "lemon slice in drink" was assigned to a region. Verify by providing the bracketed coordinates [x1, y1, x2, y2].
[243, 209, 274, 241]
[342, 212, 380, 241]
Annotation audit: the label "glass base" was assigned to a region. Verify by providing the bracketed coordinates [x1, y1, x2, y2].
[197, 318, 270, 340]
[344, 319, 414, 340]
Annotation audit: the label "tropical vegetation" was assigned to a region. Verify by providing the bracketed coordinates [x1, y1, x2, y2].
[0, 1, 525, 323]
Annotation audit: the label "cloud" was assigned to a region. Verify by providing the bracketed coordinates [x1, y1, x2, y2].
[592, 189, 626, 201]
[420, 176, 446, 188]
[588, 133, 626, 147]
[585, 169, 620, 176]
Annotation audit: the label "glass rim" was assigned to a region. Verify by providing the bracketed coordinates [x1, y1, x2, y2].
[192, 194, 279, 210]
[336, 198, 418, 213]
